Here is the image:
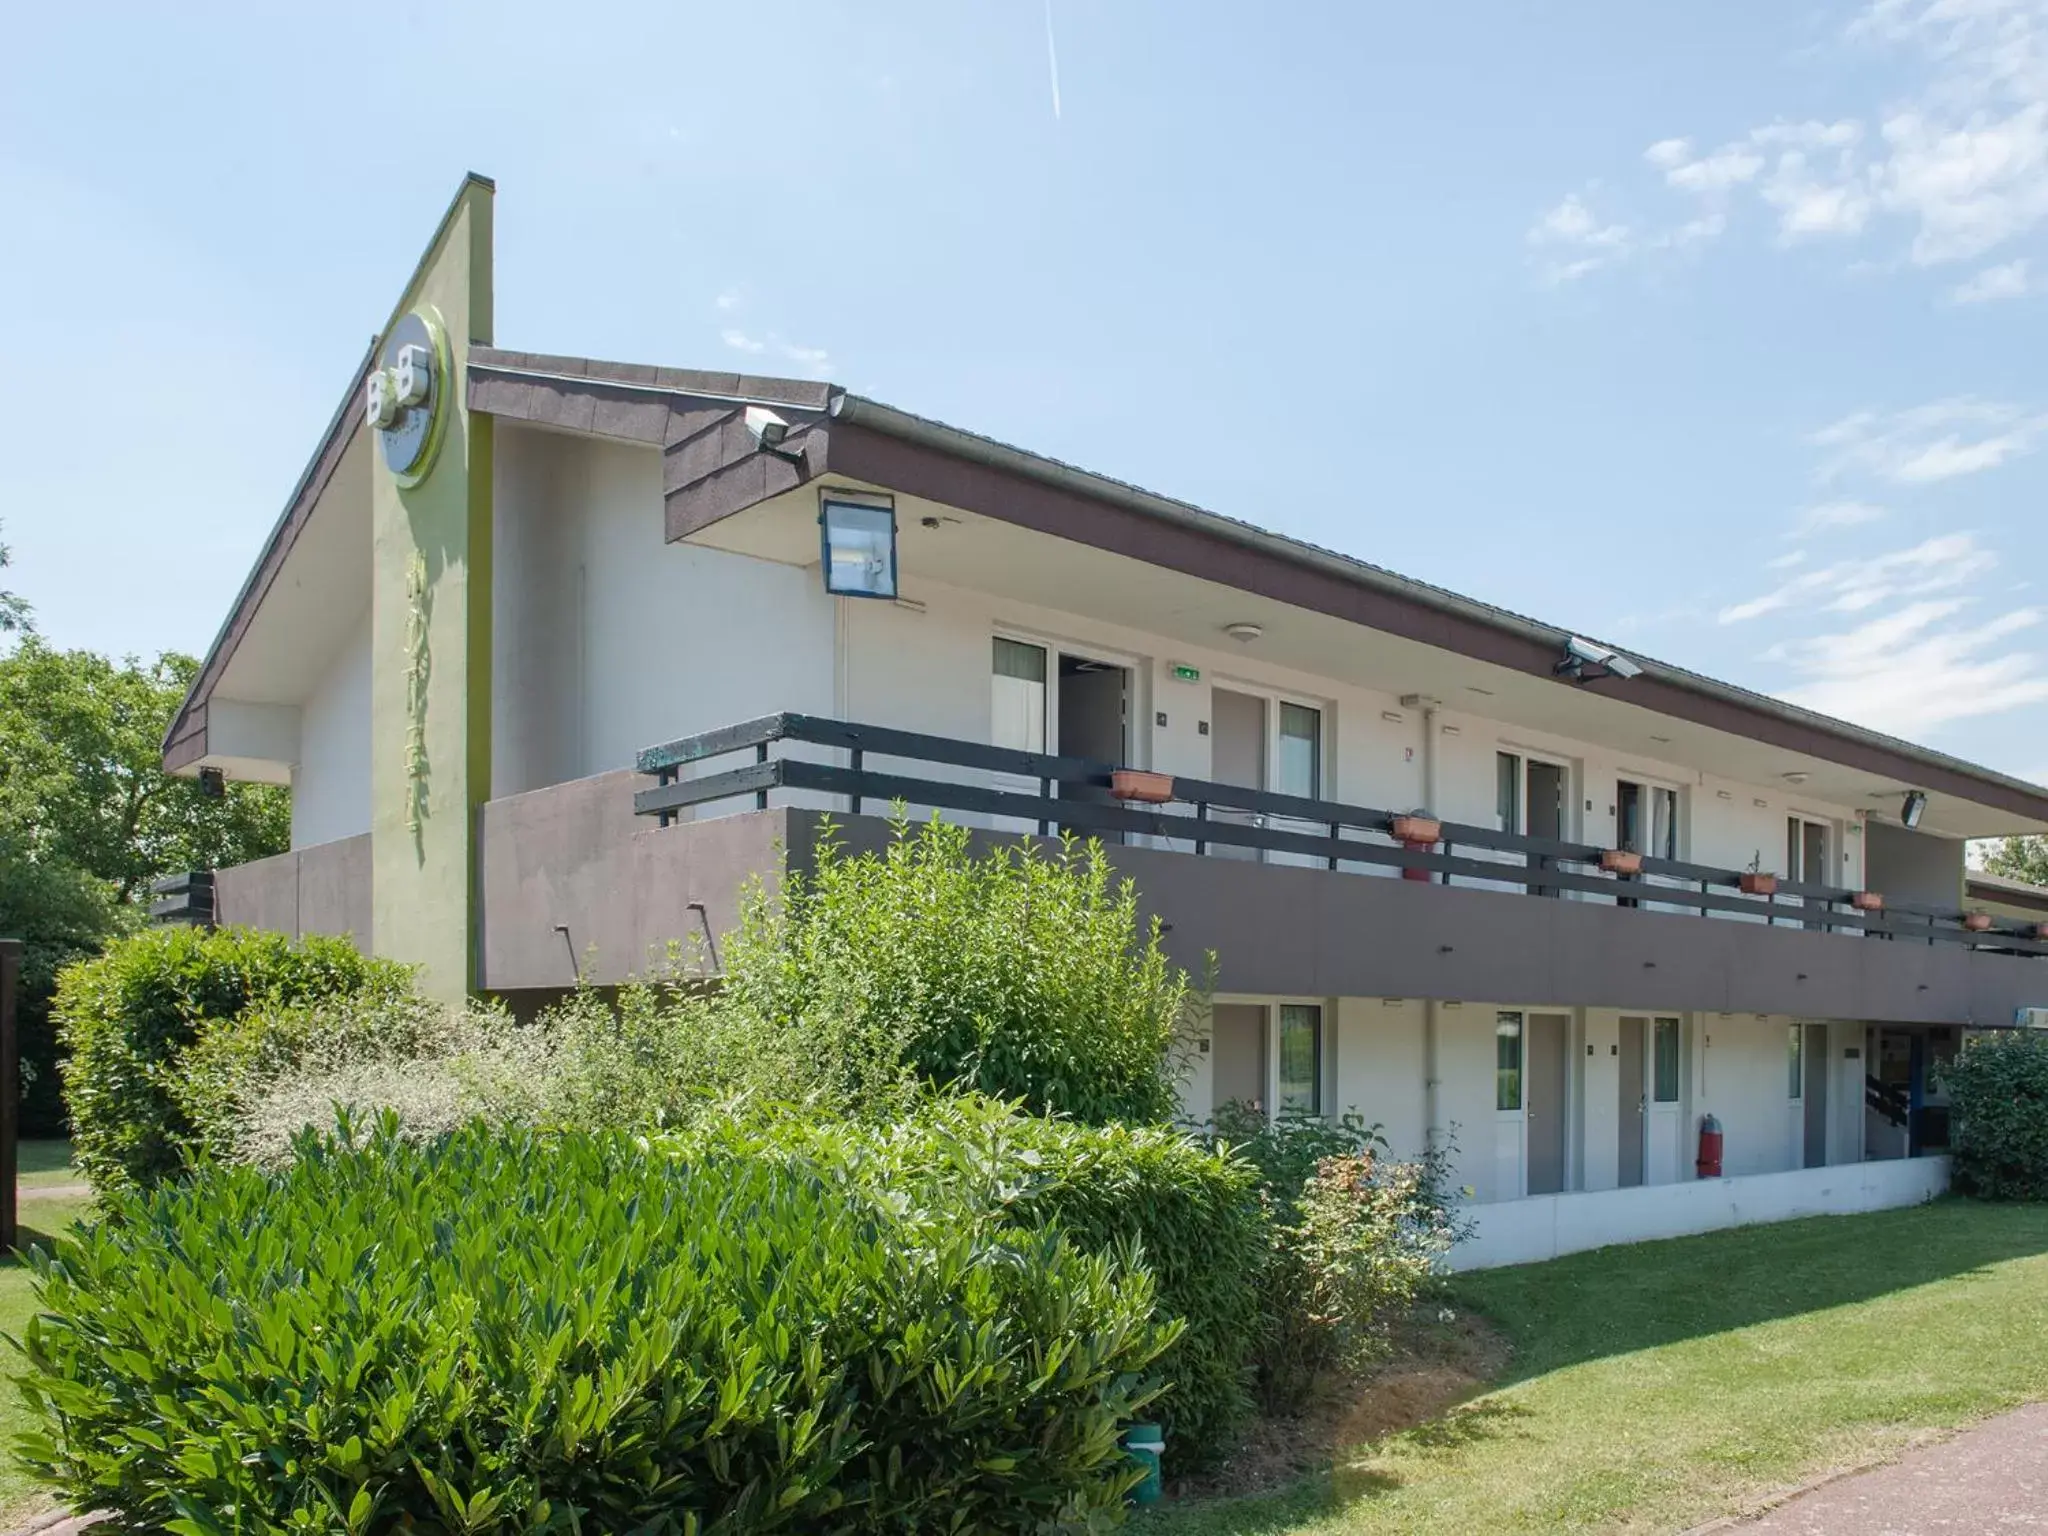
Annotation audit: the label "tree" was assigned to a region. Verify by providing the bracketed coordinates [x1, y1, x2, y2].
[1986, 835, 2048, 889]
[0, 643, 289, 902]
[0, 519, 28, 635]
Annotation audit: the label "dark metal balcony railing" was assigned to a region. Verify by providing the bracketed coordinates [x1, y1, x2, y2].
[634, 713, 2048, 959]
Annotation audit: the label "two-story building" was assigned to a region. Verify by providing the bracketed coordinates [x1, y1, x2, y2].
[165, 175, 2048, 1267]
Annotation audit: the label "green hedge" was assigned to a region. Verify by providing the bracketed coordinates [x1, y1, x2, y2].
[1943, 1030, 2048, 1200]
[685, 1099, 1265, 1470]
[54, 926, 413, 1192]
[21, 1117, 1174, 1534]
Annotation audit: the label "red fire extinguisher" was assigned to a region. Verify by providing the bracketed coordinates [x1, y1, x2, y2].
[1695, 1113, 1724, 1180]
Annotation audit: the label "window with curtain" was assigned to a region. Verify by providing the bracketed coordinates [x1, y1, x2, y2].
[1788, 1023, 1804, 1099]
[1653, 1018, 1681, 1103]
[1277, 1004, 1322, 1116]
[1277, 703, 1321, 800]
[1652, 786, 1678, 860]
[1496, 753, 1522, 835]
[990, 638, 1047, 754]
[1496, 1011, 1524, 1111]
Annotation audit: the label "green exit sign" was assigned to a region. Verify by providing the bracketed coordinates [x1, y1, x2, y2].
[1170, 664, 1201, 683]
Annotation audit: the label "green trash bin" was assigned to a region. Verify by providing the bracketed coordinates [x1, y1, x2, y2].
[1124, 1421, 1165, 1505]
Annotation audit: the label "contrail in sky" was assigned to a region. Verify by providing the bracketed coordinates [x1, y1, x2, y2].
[1045, 0, 1062, 121]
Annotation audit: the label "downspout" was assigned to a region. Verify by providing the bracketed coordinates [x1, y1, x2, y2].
[1402, 695, 1445, 1150]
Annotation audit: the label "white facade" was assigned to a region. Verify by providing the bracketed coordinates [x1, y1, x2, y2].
[1454, 1155, 1950, 1270]
[289, 608, 372, 848]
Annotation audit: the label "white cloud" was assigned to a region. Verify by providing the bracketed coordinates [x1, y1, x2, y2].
[715, 289, 742, 312]
[1543, 2, 2048, 277]
[1769, 599, 2048, 733]
[1950, 256, 2033, 300]
[1793, 499, 1888, 534]
[720, 328, 766, 354]
[1768, 550, 1810, 570]
[1526, 191, 1631, 281]
[1719, 532, 1998, 623]
[1811, 397, 2048, 483]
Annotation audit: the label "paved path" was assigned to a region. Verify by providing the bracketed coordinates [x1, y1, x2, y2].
[1731, 1404, 2048, 1533]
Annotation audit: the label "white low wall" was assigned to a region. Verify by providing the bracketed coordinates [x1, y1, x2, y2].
[1452, 1156, 1951, 1271]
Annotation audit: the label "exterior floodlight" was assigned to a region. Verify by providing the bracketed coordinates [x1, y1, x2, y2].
[819, 498, 898, 599]
[1901, 790, 1928, 829]
[1555, 635, 1643, 683]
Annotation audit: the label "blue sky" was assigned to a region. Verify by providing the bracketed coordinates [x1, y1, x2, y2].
[3, 1, 2044, 783]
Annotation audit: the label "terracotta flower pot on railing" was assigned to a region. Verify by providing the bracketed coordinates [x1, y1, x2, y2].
[2035, 923, 2048, 942]
[1850, 890, 1885, 912]
[1963, 912, 1994, 932]
[1739, 872, 1778, 896]
[1389, 815, 1442, 884]
[1109, 769, 1175, 804]
[1600, 849, 1643, 876]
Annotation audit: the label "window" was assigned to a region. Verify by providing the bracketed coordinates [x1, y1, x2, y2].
[1496, 1011, 1524, 1111]
[1496, 753, 1522, 835]
[991, 638, 1047, 753]
[1277, 1004, 1322, 1116]
[1788, 1024, 1804, 1099]
[1277, 703, 1322, 800]
[1619, 780, 1679, 859]
[1653, 1018, 1681, 1104]
[1652, 787, 1678, 861]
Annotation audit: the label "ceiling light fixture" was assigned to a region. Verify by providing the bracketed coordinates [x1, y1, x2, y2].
[1783, 772, 1810, 786]
[1222, 622, 1263, 644]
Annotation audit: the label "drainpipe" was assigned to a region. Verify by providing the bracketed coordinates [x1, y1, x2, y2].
[1424, 999, 1443, 1153]
[1401, 693, 1442, 816]
[1407, 695, 1445, 1148]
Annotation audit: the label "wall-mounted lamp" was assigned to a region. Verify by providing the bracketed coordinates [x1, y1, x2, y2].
[1901, 790, 1928, 829]
[819, 497, 898, 600]
[1554, 635, 1643, 684]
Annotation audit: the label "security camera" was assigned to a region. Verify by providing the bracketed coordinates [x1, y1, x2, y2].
[744, 404, 790, 448]
[1564, 636, 1619, 667]
[1607, 653, 1643, 679]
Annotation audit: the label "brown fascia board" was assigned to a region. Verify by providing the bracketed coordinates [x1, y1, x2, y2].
[162, 342, 377, 773]
[1969, 875, 2048, 914]
[468, 355, 2048, 828]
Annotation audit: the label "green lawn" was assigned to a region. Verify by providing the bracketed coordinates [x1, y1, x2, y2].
[0, 1195, 92, 1526]
[16, 1141, 77, 1190]
[1148, 1199, 2048, 1535]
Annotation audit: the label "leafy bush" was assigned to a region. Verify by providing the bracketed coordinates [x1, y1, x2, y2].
[54, 925, 413, 1191]
[720, 814, 1196, 1124]
[0, 840, 126, 1134]
[1196, 1105, 1470, 1412]
[1942, 1030, 2048, 1200]
[21, 1116, 1176, 1534]
[178, 991, 497, 1166]
[812, 1097, 1266, 1470]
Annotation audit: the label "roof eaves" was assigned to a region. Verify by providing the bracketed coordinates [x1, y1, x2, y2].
[830, 390, 2048, 818]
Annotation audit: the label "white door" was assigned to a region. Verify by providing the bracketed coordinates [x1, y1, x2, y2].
[990, 637, 1048, 833]
[1645, 1016, 1685, 1183]
[1209, 689, 1267, 861]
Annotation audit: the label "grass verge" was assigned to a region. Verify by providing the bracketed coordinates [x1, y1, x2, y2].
[1144, 1198, 2048, 1535]
[0, 1196, 92, 1527]
[16, 1142, 77, 1192]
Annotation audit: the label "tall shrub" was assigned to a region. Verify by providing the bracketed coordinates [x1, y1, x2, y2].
[1942, 1030, 2048, 1200]
[721, 814, 1195, 1125]
[21, 1118, 1175, 1534]
[55, 925, 413, 1191]
[738, 1098, 1265, 1469]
